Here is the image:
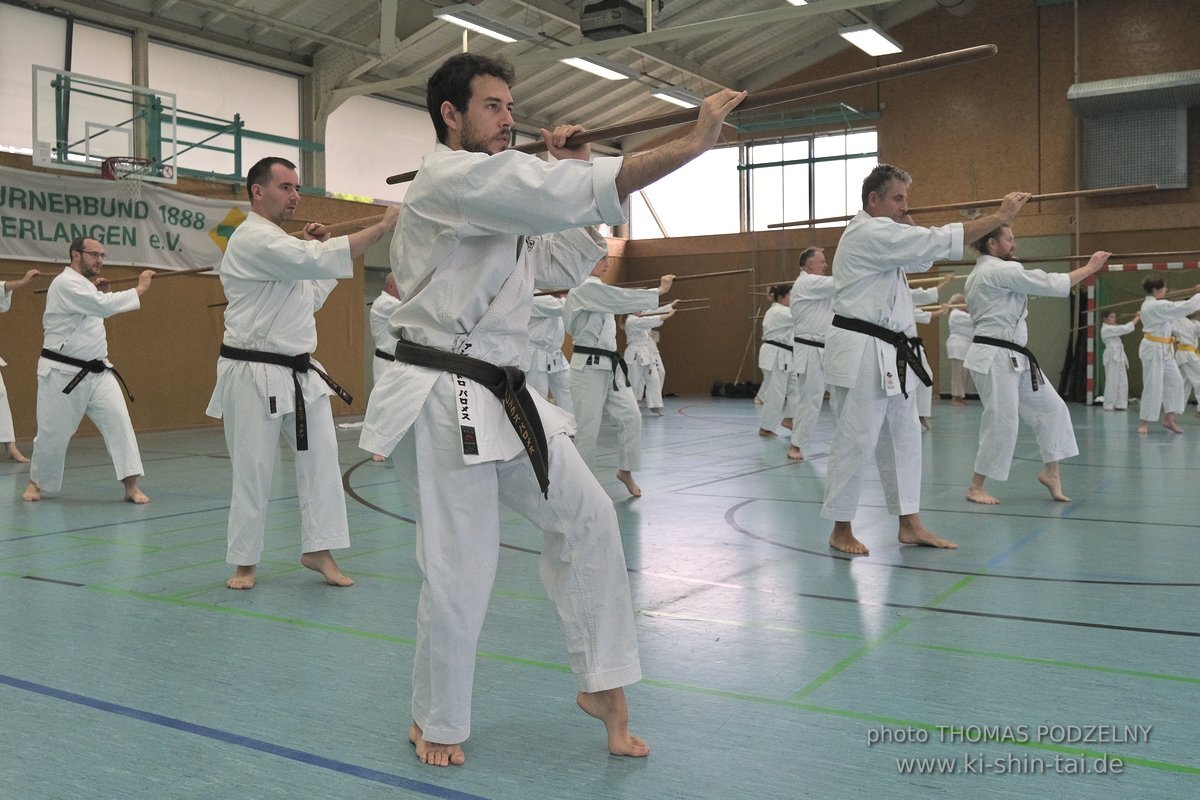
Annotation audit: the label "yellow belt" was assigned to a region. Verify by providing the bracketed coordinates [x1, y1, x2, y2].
[1177, 343, 1200, 355]
[1144, 333, 1176, 344]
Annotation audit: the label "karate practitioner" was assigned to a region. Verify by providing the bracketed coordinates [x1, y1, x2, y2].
[369, 272, 405, 461]
[1, 269, 39, 462]
[1099, 310, 1139, 411]
[1171, 310, 1200, 415]
[945, 294, 976, 405]
[821, 164, 1030, 555]
[910, 278, 952, 430]
[565, 259, 672, 497]
[1136, 276, 1200, 435]
[357, 53, 746, 767]
[624, 304, 674, 415]
[207, 156, 398, 590]
[23, 238, 153, 503]
[962, 225, 1109, 505]
[525, 290, 574, 414]
[758, 284, 796, 438]
[786, 247, 834, 461]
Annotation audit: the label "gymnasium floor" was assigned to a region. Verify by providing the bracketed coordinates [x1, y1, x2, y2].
[1, 396, 1196, 799]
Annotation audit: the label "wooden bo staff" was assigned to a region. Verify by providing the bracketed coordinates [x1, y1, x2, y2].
[1091, 286, 1200, 313]
[918, 302, 967, 311]
[296, 214, 386, 238]
[617, 268, 751, 287]
[907, 273, 965, 287]
[672, 297, 709, 304]
[769, 183, 1158, 229]
[936, 249, 1200, 268]
[639, 305, 710, 316]
[385, 44, 1000, 185]
[35, 264, 216, 293]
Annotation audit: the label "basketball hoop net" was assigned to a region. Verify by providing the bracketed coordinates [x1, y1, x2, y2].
[101, 156, 155, 202]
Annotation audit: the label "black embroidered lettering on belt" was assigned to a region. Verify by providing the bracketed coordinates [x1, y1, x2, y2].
[460, 425, 479, 455]
[269, 396, 277, 414]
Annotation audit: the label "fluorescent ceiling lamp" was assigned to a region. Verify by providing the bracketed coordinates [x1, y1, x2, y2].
[436, 4, 537, 43]
[838, 23, 902, 56]
[652, 88, 704, 108]
[560, 56, 638, 81]
[785, 0, 808, 5]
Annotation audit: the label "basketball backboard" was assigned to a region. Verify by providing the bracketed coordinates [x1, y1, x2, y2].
[32, 64, 178, 184]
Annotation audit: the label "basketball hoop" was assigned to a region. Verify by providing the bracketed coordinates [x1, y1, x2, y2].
[101, 156, 155, 202]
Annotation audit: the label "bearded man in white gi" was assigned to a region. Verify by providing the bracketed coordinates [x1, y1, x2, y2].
[821, 164, 1030, 555]
[1099, 309, 1139, 411]
[624, 303, 674, 415]
[1, 268, 39, 462]
[525, 289, 574, 413]
[786, 247, 834, 461]
[1136, 275, 1200, 435]
[23, 239, 153, 503]
[962, 225, 1110, 505]
[358, 53, 745, 768]
[207, 156, 398, 590]
[565, 259, 673, 498]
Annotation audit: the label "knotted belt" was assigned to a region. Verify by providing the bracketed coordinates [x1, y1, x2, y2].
[573, 344, 631, 391]
[1144, 333, 1176, 345]
[764, 339, 794, 353]
[374, 348, 395, 362]
[40, 348, 135, 402]
[831, 315, 931, 398]
[394, 337, 551, 498]
[793, 336, 825, 350]
[973, 335, 1042, 391]
[1176, 343, 1199, 355]
[218, 344, 352, 451]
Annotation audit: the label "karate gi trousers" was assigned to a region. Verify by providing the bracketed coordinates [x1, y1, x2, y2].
[969, 354, 1078, 481]
[1101, 354, 1129, 410]
[787, 349, 829, 453]
[29, 369, 143, 493]
[627, 357, 664, 411]
[527, 366, 575, 416]
[0, 369, 15, 443]
[395, 373, 641, 744]
[1139, 352, 1185, 422]
[821, 345, 922, 521]
[570, 367, 642, 471]
[218, 374, 350, 565]
[759, 367, 798, 431]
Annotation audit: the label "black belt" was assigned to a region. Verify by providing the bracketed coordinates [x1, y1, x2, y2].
[374, 348, 395, 362]
[40, 349, 134, 402]
[793, 336, 825, 350]
[219, 344, 352, 451]
[973, 335, 1042, 391]
[394, 337, 550, 498]
[573, 344, 631, 391]
[765, 339, 794, 353]
[831, 315, 931, 398]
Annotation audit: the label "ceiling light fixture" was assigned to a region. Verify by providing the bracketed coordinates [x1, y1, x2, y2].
[436, 4, 537, 43]
[560, 56, 640, 81]
[784, 0, 809, 6]
[651, 87, 704, 108]
[838, 22, 902, 57]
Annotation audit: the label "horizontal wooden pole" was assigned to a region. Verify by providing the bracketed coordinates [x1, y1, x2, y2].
[937, 249, 1200, 268]
[618, 268, 752, 287]
[1092, 286, 1200, 313]
[35, 265, 216, 293]
[769, 183, 1158, 229]
[386, 44, 998, 185]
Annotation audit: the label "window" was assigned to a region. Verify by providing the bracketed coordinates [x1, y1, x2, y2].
[629, 146, 741, 239]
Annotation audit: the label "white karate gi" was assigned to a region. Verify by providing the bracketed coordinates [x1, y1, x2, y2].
[946, 308, 977, 398]
[565, 276, 659, 469]
[820, 212, 962, 522]
[205, 211, 354, 566]
[357, 144, 640, 746]
[1171, 317, 1200, 407]
[624, 308, 668, 410]
[910, 287, 939, 419]
[0, 283, 16, 444]
[29, 268, 144, 493]
[1099, 319, 1136, 410]
[963, 255, 1078, 481]
[758, 301, 797, 431]
[1139, 293, 1200, 421]
[524, 293, 574, 414]
[370, 290, 404, 385]
[787, 271, 835, 452]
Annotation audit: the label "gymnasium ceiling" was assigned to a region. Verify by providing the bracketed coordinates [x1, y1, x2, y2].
[19, 0, 975, 145]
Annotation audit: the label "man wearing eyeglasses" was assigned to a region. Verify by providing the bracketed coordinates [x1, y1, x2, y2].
[23, 236, 154, 504]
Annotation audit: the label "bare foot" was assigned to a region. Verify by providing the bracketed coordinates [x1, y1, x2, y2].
[227, 565, 256, 590]
[786, 446, 804, 461]
[1194, 410, 1200, 419]
[22, 480, 41, 502]
[1037, 470, 1071, 502]
[616, 469, 642, 498]
[300, 550, 354, 586]
[753, 396, 763, 405]
[576, 688, 649, 758]
[919, 417, 931, 431]
[965, 486, 1000, 505]
[829, 528, 869, 555]
[1136, 423, 1149, 435]
[371, 452, 386, 462]
[4, 444, 29, 463]
[1163, 419, 1184, 434]
[758, 428, 777, 438]
[898, 520, 957, 549]
[781, 417, 793, 430]
[125, 487, 150, 504]
[650, 407, 663, 416]
[951, 398, 967, 407]
[409, 722, 466, 767]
